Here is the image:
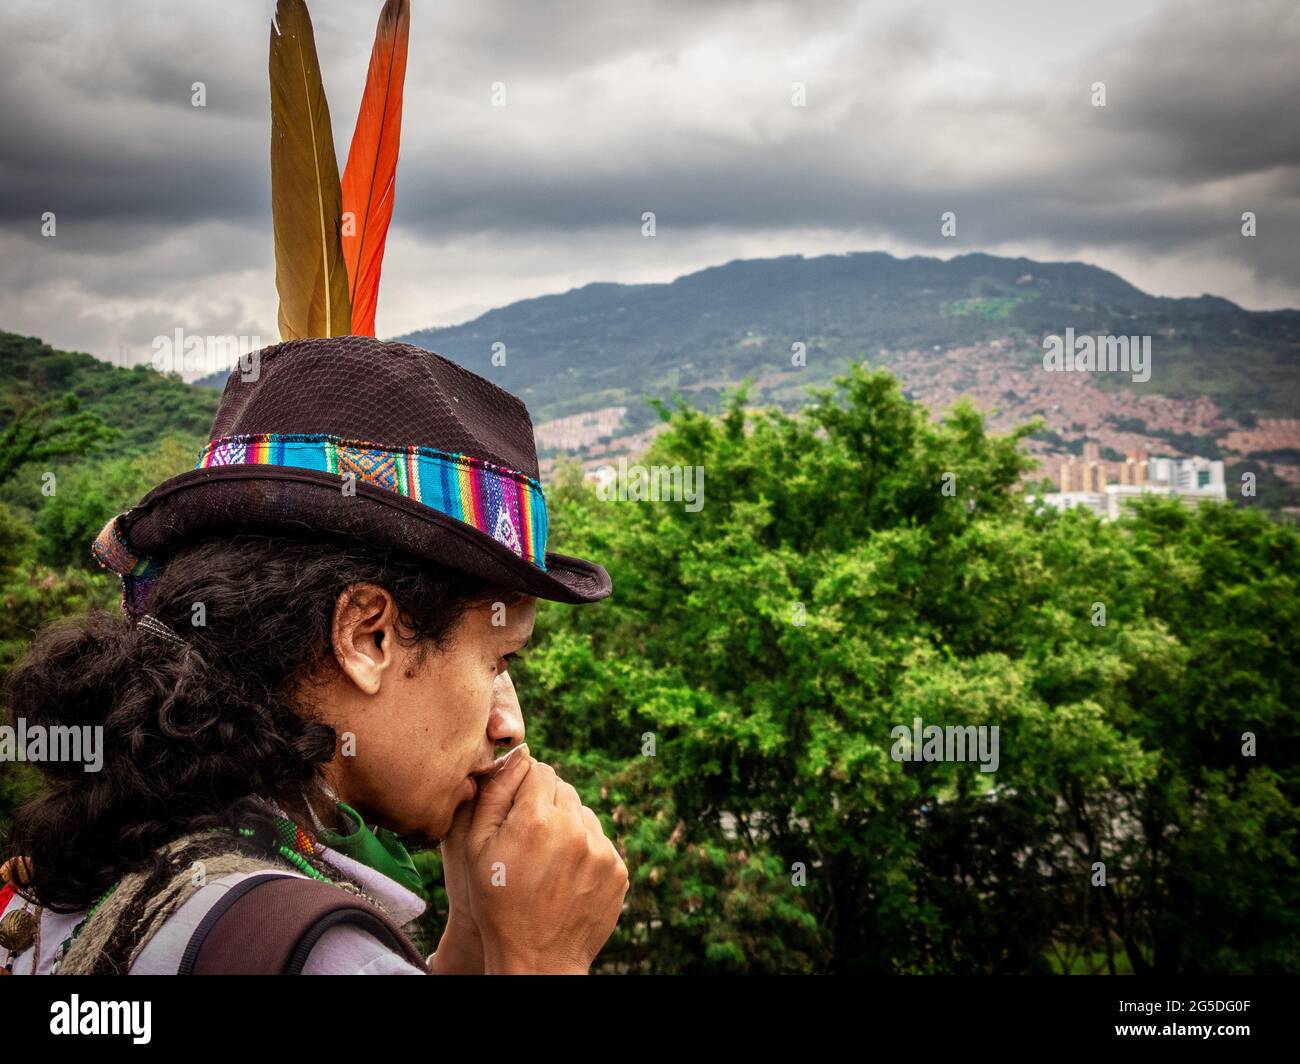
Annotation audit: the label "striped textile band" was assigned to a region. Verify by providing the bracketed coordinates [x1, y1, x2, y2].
[196, 433, 549, 569]
[91, 432, 550, 619]
[91, 517, 163, 619]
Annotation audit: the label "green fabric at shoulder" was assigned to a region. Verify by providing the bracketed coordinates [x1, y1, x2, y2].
[315, 801, 423, 895]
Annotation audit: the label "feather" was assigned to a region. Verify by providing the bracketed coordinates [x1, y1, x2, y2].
[341, 0, 410, 336]
[269, 0, 351, 339]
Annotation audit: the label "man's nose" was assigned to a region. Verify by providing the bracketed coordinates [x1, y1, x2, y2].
[489, 670, 526, 750]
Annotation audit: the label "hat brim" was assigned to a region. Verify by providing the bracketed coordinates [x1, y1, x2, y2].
[117, 465, 612, 605]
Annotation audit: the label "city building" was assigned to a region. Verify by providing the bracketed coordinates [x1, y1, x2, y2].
[1039, 454, 1226, 520]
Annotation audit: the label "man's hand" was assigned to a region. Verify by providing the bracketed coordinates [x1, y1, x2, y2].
[430, 748, 518, 975]
[452, 743, 628, 974]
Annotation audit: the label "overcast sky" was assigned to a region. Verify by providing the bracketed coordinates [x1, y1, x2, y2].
[0, 0, 1296, 369]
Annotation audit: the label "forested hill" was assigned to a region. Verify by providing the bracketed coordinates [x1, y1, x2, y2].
[390, 251, 1300, 424]
[1, 331, 217, 452]
[7, 249, 1299, 513]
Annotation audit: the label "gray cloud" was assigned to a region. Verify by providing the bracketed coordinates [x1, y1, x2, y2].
[1094, 0, 1300, 181]
[0, 0, 1295, 369]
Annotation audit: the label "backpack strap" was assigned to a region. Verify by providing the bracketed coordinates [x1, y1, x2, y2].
[177, 872, 428, 975]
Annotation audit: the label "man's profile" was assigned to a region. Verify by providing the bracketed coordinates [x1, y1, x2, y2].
[0, 336, 629, 976]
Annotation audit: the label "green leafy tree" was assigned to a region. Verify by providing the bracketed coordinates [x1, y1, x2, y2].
[33, 436, 203, 569]
[0, 393, 117, 488]
[511, 364, 1299, 973]
[0, 505, 118, 835]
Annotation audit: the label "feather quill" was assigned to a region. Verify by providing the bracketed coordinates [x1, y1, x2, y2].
[269, 0, 351, 339]
[341, 0, 410, 336]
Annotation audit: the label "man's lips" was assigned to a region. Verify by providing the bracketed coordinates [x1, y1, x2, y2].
[464, 746, 527, 799]
[464, 761, 497, 798]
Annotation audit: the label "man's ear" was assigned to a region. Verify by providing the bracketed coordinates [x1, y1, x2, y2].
[331, 583, 402, 696]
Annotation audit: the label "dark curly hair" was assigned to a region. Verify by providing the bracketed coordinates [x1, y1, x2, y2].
[3, 533, 515, 913]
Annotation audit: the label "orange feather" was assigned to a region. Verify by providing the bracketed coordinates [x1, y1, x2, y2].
[341, 0, 410, 336]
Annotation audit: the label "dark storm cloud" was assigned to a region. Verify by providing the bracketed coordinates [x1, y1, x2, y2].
[0, 0, 1295, 365]
[1092, 0, 1300, 181]
[381, 0, 1300, 269]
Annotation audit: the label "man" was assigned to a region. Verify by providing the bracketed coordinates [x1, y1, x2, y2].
[0, 336, 628, 975]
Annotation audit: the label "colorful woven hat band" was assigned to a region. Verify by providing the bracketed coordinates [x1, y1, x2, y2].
[198, 434, 549, 565]
[91, 519, 165, 620]
[92, 432, 550, 619]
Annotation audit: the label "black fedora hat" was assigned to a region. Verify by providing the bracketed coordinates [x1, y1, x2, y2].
[92, 335, 612, 617]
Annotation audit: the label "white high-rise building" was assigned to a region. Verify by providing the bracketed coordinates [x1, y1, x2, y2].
[1146, 456, 1226, 498]
[1037, 454, 1227, 520]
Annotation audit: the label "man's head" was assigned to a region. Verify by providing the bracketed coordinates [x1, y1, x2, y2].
[312, 583, 536, 844]
[149, 533, 541, 845]
[6, 530, 543, 908]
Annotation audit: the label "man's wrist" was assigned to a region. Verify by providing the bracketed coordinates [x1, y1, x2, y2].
[482, 946, 589, 975]
[429, 914, 485, 975]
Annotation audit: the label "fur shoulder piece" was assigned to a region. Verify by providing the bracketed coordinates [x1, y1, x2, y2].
[55, 831, 375, 975]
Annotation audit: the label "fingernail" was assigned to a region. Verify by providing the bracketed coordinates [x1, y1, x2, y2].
[496, 742, 529, 770]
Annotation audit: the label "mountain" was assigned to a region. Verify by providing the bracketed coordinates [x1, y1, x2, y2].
[32, 250, 1300, 511]
[389, 251, 1300, 431]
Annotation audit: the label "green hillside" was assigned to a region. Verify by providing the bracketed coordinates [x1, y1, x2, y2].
[13, 250, 1300, 522]
[0, 330, 214, 578]
[392, 251, 1300, 426]
[2, 331, 218, 451]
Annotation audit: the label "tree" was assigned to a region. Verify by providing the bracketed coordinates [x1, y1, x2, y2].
[33, 436, 202, 570]
[507, 364, 1299, 973]
[0, 393, 117, 489]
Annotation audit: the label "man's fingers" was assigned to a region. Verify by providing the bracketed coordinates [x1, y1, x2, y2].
[468, 743, 532, 844]
[555, 779, 585, 822]
[491, 741, 531, 780]
[510, 757, 558, 819]
[445, 793, 476, 844]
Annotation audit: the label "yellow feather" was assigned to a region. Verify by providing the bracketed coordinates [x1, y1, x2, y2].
[269, 0, 351, 339]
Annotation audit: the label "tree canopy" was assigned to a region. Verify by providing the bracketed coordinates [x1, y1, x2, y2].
[491, 365, 1299, 973]
[2, 355, 1296, 973]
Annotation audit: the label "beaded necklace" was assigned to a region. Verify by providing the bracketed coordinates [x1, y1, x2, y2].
[50, 881, 119, 973]
[240, 815, 332, 883]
